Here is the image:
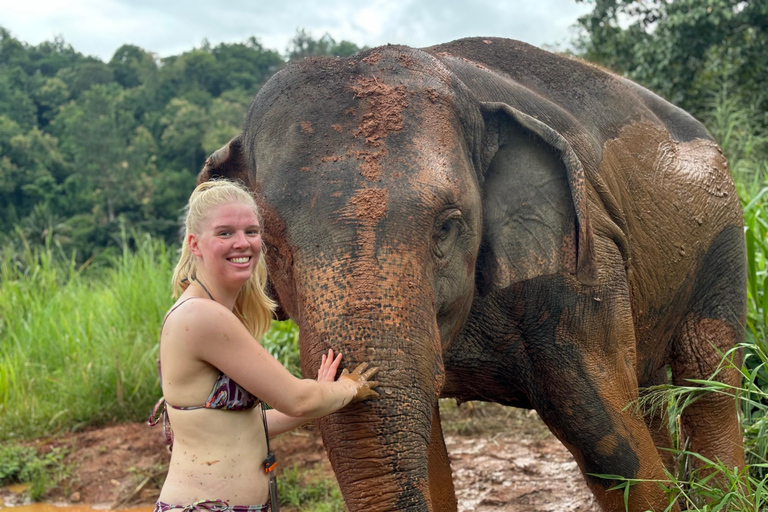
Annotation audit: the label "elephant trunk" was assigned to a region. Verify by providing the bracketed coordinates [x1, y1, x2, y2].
[300, 319, 444, 512]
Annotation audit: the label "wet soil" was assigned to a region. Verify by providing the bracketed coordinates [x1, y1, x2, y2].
[1, 404, 598, 512]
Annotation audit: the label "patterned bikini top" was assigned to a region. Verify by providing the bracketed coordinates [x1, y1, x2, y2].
[148, 297, 261, 448]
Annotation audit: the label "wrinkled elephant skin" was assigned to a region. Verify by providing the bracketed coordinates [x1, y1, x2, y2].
[199, 38, 746, 512]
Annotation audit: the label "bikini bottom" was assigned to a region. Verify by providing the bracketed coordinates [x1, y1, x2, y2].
[154, 499, 269, 512]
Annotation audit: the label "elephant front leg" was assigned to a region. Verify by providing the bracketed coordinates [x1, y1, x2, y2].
[427, 402, 457, 512]
[515, 266, 679, 511]
[533, 368, 678, 512]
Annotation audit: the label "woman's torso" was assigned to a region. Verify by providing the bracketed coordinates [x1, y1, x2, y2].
[157, 296, 270, 506]
[159, 406, 269, 505]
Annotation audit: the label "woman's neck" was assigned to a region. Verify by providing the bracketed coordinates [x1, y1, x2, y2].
[191, 273, 240, 311]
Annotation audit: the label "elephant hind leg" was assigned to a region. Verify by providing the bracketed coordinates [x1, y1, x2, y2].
[670, 315, 745, 474]
[670, 225, 747, 475]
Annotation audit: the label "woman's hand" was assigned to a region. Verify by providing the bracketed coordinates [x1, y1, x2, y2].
[340, 362, 380, 402]
[317, 349, 343, 382]
[317, 350, 380, 403]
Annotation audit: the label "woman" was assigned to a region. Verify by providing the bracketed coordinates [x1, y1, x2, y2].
[149, 179, 378, 512]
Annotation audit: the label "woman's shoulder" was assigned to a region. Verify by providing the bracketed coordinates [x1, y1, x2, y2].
[161, 297, 255, 359]
[163, 296, 239, 334]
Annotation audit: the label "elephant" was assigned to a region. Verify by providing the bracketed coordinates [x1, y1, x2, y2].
[198, 37, 747, 512]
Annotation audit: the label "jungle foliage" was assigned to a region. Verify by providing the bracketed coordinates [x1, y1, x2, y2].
[0, 27, 363, 260]
[1, 6, 767, 508]
[575, 0, 767, 124]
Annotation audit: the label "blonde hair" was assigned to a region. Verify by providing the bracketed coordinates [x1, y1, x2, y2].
[172, 179, 276, 340]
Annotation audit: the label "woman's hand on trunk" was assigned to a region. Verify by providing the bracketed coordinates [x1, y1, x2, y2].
[317, 349, 343, 382]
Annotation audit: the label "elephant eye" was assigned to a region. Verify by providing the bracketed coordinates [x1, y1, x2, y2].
[433, 210, 463, 259]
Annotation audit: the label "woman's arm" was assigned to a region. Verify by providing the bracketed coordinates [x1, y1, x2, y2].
[264, 409, 308, 438]
[167, 302, 378, 419]
[264, 349, 344, 437]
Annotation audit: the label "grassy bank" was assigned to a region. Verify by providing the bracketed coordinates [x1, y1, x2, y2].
[0, 232, 175, 439]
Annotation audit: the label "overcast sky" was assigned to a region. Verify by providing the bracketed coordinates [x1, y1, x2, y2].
[0, 0, 593, 62]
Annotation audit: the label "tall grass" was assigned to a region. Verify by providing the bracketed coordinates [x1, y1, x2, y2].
[0, 227, 303, 441]
[0, 231, 176, 440]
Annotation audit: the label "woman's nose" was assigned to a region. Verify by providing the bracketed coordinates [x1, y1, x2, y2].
[233, 231, 248, 248]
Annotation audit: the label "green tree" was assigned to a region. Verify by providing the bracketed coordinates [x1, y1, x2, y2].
[158, 97, 207, 173]
[25, 35, 84, 77]
[181, 47, 222, 97]
[32, 77, 69, 125]
[212, 38, 284, 93]
[54, 83, 146, 223]
[575, 0, 768, 118]
[109, 44, 158, 89]
[56, 59, 114, 98]
[0, 27, 30, 70]
[287, 29, 364, 61]
[0, 67, 37, 130]
[201, 89, 251, 155]
[0, 115, 67, 226]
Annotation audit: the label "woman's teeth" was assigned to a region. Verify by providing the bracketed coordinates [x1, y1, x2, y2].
[230, 257, 250, 263]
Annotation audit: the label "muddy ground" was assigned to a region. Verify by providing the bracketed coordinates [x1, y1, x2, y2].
[2, 403, 599, 512]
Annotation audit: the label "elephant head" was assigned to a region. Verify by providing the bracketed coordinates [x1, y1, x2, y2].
[201, 44, 598, 511]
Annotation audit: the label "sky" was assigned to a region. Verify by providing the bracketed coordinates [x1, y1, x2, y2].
[0, 0, 593, 62]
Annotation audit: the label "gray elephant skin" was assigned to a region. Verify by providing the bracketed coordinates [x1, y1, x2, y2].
[199, 37, 746, 512]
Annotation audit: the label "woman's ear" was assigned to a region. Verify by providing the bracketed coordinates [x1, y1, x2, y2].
[188, 233, 202, 257]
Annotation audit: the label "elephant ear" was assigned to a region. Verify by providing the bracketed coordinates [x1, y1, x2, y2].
[477, 102, 597, 295]
[197, 135, 249, 186]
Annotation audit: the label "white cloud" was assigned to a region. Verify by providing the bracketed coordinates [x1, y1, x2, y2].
[1, 0, 593, 61]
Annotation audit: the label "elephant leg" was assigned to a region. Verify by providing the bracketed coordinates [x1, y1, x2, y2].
[531, 351, 677, 512]
[641, 367, 675, 473]
[427, 403, 457, 512]
[670, 227, 746, 478]
[519, 266, 678, 511]
[671, 316, 745, 476]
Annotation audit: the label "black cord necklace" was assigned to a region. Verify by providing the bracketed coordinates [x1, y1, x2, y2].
[191, 276, 215, 301]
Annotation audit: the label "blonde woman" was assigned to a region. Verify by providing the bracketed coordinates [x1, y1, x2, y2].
[149, 179, 378, 512]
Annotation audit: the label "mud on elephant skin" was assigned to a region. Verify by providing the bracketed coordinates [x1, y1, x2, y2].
[199, 37, 747, 512]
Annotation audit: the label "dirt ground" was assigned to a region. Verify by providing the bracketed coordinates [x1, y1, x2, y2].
[1, 404, 599, 512]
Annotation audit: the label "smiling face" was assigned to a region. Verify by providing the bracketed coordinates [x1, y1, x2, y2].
[189, 201, 263, 290]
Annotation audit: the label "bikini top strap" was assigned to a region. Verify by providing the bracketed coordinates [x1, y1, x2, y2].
[157, 296, 209, 388]
[161, 296, 207, 331]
